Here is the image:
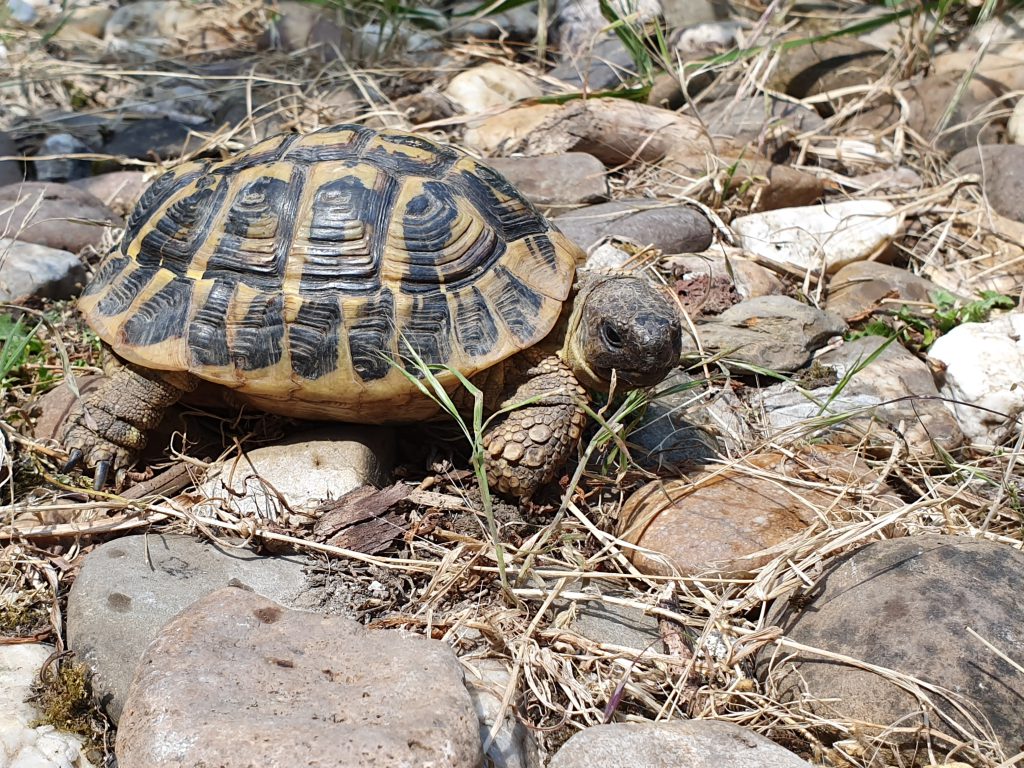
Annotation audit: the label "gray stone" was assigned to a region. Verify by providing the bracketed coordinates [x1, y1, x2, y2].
[549, 37, 638, 91]
[116, 587, 482, 768]
[0, 181, 122, 253]
[761, 536, 1024, 759]
[197, 425, 394, 519]
[554, 200, 714, 254]
[825, 259, 952, 322]
[69, 170, 149, 217]
[66, 533, 312, 721]
[755, 334, 963, 454]
[700, 94, 824, 151]
[33, 133, 92, 182]
[450, 1, 537, 41]
[684, 295, 847, 373]
[0, 131, 23, 187]
[548, 720, 815, 768]
[570, 591, 662, 652]
[485, 153, 607, 207]
[0, 238, 85, 302]
[463, 658, 537, 768]
[949, 144, 1024, 224]
[102, 117, 206, 163]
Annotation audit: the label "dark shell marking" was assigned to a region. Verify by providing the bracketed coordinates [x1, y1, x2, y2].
[78, 125, 580, 406]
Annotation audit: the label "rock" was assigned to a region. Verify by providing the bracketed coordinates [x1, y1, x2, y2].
[554, 0, 662, 60]
[732, 199, 903, 275]
[548, 720, 815, 768]
[0, 644, 96, 768]
[568, 586, 662, 652]
[102, 117, 205, 163]
[756, 335, 964, 455]
[0, 182, 122, 253]
[444, 63, 542, 115]
[33, 133, 92, 182]
[104, 0, 237, 59]
[463, 104, 563, 155]
[1009, 97, 1024, 145]
[0, 238, 85, 302]
[554, 200, 714, 254]
[619, 446, 895, 578]
[549, 37, 638, 91]
[0, 130, 24, 186]
[684, 295, 847, 373]
[485, 153, 607, 207]
[197, 425, 395, 519]
[66, 533, 313, 721]
[463, 658, 536, 768]
[699, 94, 824, 156]
[69, 170, 149, 217]
[929, 314, 1024, 446]
[261, 0, 352, 59]
[949, 144, 1024, 224]
[32, 374, 104, 444]
[116, 587, 482, 768]
[669, 20, 740, 56]
[923, 208, 1024, 295]
[761, 535, 1024, 758]
[666, 250, 783, 314]
[628, 369, 751, 472]
[449, 2, 537, 42]
[767, 37, 888, 113]
[824, 261, 951, 322]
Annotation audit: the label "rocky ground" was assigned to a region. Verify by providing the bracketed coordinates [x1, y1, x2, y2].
[2, 1, 1024, 766]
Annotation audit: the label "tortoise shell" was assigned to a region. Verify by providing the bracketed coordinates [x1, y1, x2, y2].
[77, 125, 584, 421]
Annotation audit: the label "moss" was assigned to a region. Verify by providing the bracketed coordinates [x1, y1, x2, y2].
[32, 656, 98, 741]
[0, 602, 49, 635]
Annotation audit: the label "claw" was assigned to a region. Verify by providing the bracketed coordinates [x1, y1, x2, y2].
[63, 448, 84, 473]
[93, 460, 111, 491]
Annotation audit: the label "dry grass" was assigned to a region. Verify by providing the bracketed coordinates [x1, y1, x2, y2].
[2, 2, 1024, 766]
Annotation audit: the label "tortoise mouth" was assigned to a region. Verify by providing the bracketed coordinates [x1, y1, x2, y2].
[595, 366, 666, 390]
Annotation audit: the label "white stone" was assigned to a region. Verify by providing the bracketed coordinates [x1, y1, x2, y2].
[444, 63, 542, 116]
[1008, 98, 1024, 145]
[928, 314, 1024, 446]
[0, 644, 95, 768]
[731, 199, 902, 275]
[196, 425, 394, 519]
[0, 238, 85, 302]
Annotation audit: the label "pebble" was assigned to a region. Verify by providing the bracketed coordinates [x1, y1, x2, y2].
[0, 238, 85, 303]
[449, 1, 537, 42]
[444, 63, 542, 115]
[260, 0, 347, 56]
[102, 117, 205, 163]
[554, 0, 662, 60]
[949, 144, 1024, 224]
[66, 533, 314, 722]
[462, 104, 563, 155]
[33, 133, 92, 182]
[700, 94, 824, 153]
[0, 130, 22, 186]
[68, 170, 149, 217]
[732, 199, 902, 275]
[485, 153, 607, 207]
[0, 644, 96, 768]
[666, 250, 782, 311]
[567, 585, 662, 652]
[761, 535, 1024, 759]
[548, 37, 638, 91]
[548, 720, 816, 768]
[197, 425, 395, 519]
[757, 335, 964, 455]
[824, 260, 952, 322]
[669, 20, 740, 56]
[553, 199, 714, 254]
[0, 182, 121, 253]
[462, 658, 536, 768]
[103, 0, 235, 59]
[619, 446, 895, 578]
[628, 369, 751, 472]
[928, 313, 1024, 446]
[767, 37, 888, 109]
[682, 295, 847, 373]
[116, 587, 482, 767]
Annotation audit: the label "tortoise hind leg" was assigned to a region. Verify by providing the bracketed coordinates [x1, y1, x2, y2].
[481, 355, 588, 499]
[61, 352, 197, 489]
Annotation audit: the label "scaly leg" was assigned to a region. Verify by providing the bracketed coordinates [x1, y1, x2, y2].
[61, 351, 196, 489]
[482, 355, 588, 499]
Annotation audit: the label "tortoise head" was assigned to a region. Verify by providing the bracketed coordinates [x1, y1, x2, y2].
[564, 273, 682, 392]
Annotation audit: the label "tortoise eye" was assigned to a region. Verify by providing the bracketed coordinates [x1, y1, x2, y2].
[601, 322, 623, 349]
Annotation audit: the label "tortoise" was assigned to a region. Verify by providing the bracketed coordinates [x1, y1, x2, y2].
[61, 124, 682, 497]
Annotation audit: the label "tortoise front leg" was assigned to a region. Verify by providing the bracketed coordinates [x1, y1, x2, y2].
[61, 351, 197, 489]
[482, 355, 588, 499]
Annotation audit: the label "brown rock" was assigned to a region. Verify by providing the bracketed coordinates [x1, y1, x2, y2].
[69, 171, 149, 218]
[0, 182, 122, 253]
[760, 536, 1024, 760]
[949, 144, 1024, 223]
[554, 199, 714, 253]
[619, 446, 894, 577]
[485, 153, 607, 207]
[825, 261, 953, 322]
[462, 104, 563, 155]
[924, 208, 1024, 295]
[767, 38, 889, 110]
[117, 588, 482, 768]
